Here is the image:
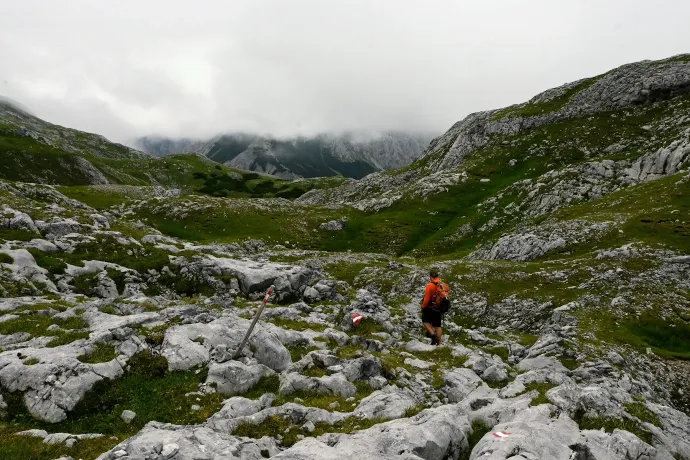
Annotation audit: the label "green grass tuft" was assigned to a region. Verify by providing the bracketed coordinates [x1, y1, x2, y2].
[0, 428, 119, 460]
[624, 401, 662, 428]
[575, 412, 653, 445]
[265, 318, 327, 332]
[460, 419, 493, 460]
[2, 351, 222, 439]
[242, 374, 280, 399]
[78, 343, 119, 364]
[286, 345, 321, 363]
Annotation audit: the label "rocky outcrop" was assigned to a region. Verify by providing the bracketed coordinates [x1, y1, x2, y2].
[205, 361, 274, 396]
[434, 58, 690, 172]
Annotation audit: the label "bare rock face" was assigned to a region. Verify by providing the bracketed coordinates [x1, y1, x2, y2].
[173, 256, 316, 299]
[95, 424, 280, 460]
[471, 406, 674, 460]
[353, 386, 417, 419]
[161, 317, 292, 372]
[273, 405, 472, 460]
[0, 351, 123, 423]
[436, 59, 690, 172]
[205, 361, 274, 396]
[626, 135, 690, 181]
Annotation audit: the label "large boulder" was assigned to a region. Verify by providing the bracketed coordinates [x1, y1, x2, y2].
[340, 290, 393, 332]
[273, 404, 472, 460]
[1, 207, 40, 234]
[340, 357, 382, 382]
[179, 256, 315, 298]
[471, 405, 673, 460]
[96, 424, 280, 460]
[443, 368, 487, 403]
[353, 386, 417, 419]
[0, 352, 122, 423]
[206, 361, 274, 396]
[279, 373, 356, 398]
[161, 317, 291, 372]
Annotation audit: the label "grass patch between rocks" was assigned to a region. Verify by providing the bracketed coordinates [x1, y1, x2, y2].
[0, 428, 119, 460]
[574, 410, 653, 445]
[265, 318, 327, 332]
[2, 351, 222, 439]
[78, 343, 119, 364]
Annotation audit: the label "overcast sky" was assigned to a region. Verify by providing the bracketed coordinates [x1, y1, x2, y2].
[1, 0, 689, 144]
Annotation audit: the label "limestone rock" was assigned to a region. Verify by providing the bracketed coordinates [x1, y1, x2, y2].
[206, 361, 274, 396]
[121, 410, 136, 424]
[353, 387, 417, 419]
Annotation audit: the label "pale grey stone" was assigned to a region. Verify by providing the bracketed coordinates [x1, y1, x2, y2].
[206, 361, 274, 396]
[121, 410, 136, 424]
[442, 368, 486, 403]
[353, 387, 417, 419]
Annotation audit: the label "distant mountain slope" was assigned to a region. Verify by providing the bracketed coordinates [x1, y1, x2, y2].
[0, 99, 330, 197]
[136, 132, 435, 179]
[0, 99, 145, 160]
[134, 136, 207, 158]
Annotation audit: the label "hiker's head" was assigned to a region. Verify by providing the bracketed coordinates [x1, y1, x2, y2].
[429, 270, 439, 279]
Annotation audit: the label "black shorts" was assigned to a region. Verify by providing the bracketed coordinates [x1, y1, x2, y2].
[422, 307, 443, 327]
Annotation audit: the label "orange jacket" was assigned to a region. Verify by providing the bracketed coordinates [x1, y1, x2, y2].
[422, 278, 441, 309]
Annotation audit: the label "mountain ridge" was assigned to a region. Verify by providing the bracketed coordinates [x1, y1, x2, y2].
[136, 131, 435, 179]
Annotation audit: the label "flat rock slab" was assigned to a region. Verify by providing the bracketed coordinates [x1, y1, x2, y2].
[404, 358, 432, 369]
[273, 404, 471, 460]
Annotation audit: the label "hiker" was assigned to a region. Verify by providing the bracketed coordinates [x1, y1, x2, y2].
[421, 270, 450, 345]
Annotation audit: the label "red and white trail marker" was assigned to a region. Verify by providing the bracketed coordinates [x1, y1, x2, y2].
[492, 431, 512, 438]
[351, 313, 364, 327]
[263, 288, 273, 304]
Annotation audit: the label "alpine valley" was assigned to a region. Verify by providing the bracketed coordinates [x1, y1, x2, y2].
[135, 132, 435, 180]
[0, 54, 689, 460]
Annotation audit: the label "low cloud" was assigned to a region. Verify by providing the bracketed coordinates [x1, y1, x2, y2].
[1, 0, 689, 144]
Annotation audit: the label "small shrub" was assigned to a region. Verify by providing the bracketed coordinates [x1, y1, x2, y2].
[243, 374, 280, 399]
[26, 248, 66, 274]
[72, 273, 99, 295]
[624, 401, 662, 428]
[575, 410, 653, 444]
[234, 415, 298, 446]
[127, 351, 168, 377]
[520, 382, 555, 406]
[106, 268, 128, 295]
[336, 344, 364, 360]
[78, 343, 119, 364]
[485, 346, 510, 362]
[22, 358, 39, 366]
[100, 305, 121, 315]
[46, 331, 90, 347]
[403, 405, 425, 418]
[267, 318, 327, 332]
[558, 355, 580, 370]
[286, 345, 320, 362]
[411, 347, 468, 369]
[460, 419, 493, 460]
[302, 365, 327, 378]
[0, 252, 14, 264]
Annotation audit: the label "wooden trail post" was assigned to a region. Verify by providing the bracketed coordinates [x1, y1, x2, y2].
[233, 285, 274, 359]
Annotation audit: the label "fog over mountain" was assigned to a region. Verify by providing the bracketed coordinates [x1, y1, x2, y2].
[2, 1, 690, 144]
[135, 131, 435, 179]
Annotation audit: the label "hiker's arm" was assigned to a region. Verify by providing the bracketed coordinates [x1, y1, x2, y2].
[421, 283, 433, 309]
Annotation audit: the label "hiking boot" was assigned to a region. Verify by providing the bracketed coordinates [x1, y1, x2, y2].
[430, 335, 438, 345]
[425, 331, 432, 339]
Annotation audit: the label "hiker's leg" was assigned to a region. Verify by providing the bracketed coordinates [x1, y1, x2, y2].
[435, 327, 443, 345]
[423, 322, 436, 337]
